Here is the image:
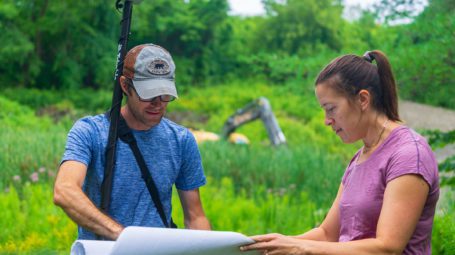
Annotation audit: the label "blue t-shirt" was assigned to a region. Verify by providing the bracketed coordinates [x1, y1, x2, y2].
[62, 113, 206, 240]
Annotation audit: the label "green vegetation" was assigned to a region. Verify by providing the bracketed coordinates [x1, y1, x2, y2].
[1, 0, 453, 108]
[173, 177, 322, 235]
[0, 0, 453, 254]
[1, 79, 454, 253]
[425, 129, 455, 186]
[0, 96, 66, 191]
[0, 178, 320, 254]
[0, 184, 76, 255]
[433, 212, 455, 254]
[199, 142, 345, 208]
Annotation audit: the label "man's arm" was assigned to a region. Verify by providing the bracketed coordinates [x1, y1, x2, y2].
[177, 189, 211, 230]
[53, 160, 124, 240]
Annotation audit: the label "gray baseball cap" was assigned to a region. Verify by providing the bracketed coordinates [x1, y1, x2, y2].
[123, 44, 178, 100]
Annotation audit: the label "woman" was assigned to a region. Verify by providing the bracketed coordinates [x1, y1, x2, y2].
[241, 50, 439, 254]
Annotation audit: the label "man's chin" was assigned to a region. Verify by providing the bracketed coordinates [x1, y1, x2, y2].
[144, 115, 163, 127]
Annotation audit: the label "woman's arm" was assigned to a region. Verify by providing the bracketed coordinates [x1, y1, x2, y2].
[241, 174, 429, 255]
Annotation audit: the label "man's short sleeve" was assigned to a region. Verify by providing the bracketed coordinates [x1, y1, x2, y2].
[61, 118, 96, 166]
[175, 129, 206, 190]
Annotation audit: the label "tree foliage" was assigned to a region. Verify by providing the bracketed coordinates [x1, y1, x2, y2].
[259, 0, 344, 54]
[0, 0, 231, 88]
[380, 0, 455, 108]
[370, 0, 427, 25]
[0, 0, 453, 111]
[0, 0, 119, 89]
[130, 0, 230, 84]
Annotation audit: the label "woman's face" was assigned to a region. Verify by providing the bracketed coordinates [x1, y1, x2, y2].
[315, 83, 365, 144]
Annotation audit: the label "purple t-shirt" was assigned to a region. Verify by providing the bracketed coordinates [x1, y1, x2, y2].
[339, 126, 439, 254]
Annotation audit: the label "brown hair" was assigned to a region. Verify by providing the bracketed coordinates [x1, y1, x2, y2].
[315, 50, 400, 121]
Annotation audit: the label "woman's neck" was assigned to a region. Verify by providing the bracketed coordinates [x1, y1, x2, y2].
[359, 113, 393, 158]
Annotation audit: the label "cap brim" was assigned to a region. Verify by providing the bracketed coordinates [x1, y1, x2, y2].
[132, 79, 178, 99]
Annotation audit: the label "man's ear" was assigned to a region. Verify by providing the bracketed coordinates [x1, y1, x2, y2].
[358, 89, 371, 111]
[120, 76, 130, 96]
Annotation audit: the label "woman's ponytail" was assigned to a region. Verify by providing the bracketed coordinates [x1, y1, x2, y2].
[368, 50, 400, 121]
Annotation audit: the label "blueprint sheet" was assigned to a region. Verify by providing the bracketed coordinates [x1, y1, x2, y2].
[71, 226, 260, 255]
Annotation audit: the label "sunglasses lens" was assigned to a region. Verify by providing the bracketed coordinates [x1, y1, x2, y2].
[160, 95, 176, 102]
[139, 95, 175, 102]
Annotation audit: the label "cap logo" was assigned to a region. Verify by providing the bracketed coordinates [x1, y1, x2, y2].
[147, 59, 170, 75]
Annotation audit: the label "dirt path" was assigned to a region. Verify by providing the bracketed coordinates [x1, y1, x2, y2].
[399, 100, 455, 162]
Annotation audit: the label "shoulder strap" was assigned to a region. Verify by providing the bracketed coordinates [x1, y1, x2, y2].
[117, 115, 173, 228]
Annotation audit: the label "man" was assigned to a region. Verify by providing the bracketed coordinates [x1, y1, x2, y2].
[54, 44, 211, 240]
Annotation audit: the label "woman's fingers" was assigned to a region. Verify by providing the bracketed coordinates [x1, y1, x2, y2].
[240, 241, 268, 251]
[241, 234, 282, 252]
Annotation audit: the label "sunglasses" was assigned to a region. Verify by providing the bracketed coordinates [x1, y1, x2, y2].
[138, 94, 176, 103]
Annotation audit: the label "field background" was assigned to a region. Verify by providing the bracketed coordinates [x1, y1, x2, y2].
[0, 0, 454, 254]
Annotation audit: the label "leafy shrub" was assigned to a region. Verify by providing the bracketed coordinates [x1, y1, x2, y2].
[0, 96, 54, 129]
[233, 49, 338, 85]
[0, 184, 76, 254]
[1, 87, 111, 114]
[432, 205, 455, 255]
[424, 129, 455, 186]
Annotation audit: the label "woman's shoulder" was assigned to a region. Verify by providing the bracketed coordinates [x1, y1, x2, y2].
[387, 125, 429, 147]
[385, 125, 434, 161]
[384, 125, 439, 188]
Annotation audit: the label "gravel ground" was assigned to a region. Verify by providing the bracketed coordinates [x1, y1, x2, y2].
[399, 100, 455, 162]
[399, 100, 455, 132]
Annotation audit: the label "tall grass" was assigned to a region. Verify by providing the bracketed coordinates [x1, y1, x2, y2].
[0, 97, 67, 191]
[199, 142, 344, 208]
[172, 177, 322, 236]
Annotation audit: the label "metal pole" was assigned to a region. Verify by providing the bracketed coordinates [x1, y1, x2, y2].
[101, 0, 135, 217]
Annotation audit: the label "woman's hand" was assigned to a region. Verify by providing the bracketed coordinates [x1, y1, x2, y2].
[240, 233, 309, 255]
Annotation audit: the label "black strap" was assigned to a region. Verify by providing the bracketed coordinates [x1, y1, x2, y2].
[116, 114, 176, 228]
